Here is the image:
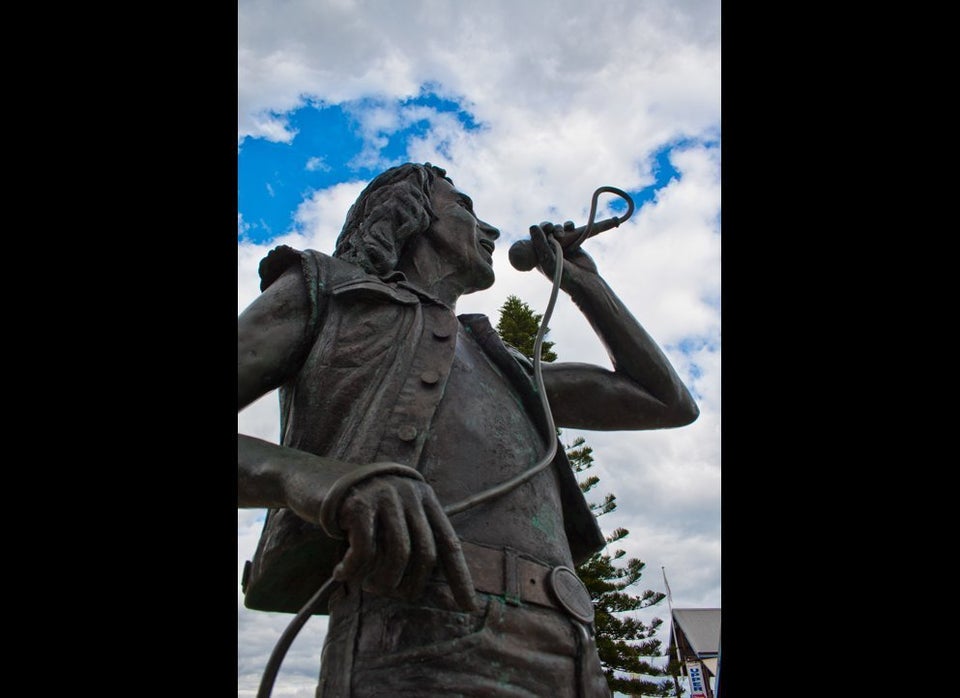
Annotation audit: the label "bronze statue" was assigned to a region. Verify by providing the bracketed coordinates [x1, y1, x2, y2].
[238, 163, 698, 697]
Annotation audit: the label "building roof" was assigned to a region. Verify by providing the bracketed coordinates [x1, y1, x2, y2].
[672, 608, 721, 658]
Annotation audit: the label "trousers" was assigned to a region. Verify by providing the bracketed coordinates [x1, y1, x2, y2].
[316, 580, 611, 697]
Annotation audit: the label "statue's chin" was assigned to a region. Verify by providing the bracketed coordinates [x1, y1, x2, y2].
[476, 268, 496, 293]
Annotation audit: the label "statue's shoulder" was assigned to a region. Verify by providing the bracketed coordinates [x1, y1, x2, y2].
[258, 246, 369, 294]
[458, 313, 534, 375]
[504, 344, 534, 374]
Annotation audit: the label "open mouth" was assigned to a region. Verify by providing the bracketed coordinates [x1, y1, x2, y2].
[478, 239, 495, 255]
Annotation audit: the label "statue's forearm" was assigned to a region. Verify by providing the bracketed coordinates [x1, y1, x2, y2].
[567, 274, 697, 416]
[238, 434, 359, 522]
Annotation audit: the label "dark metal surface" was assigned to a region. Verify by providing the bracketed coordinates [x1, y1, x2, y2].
[549, 566, 596, 624]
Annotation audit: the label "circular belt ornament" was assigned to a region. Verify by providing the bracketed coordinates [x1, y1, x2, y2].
[548, 566, 595, 624]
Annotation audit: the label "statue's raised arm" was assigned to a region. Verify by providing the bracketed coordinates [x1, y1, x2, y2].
[521, 219, 699, 431]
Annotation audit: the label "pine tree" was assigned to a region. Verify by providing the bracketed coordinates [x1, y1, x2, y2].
[495, 295, 557, 362]
[496, 294, 675, 697]
[568, 439, 675, 696]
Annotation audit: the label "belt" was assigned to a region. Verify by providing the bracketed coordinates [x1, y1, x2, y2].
[459, 540, 595, 624]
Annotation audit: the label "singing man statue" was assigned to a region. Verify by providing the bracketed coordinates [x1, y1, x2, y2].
[238, 162, 698, 697]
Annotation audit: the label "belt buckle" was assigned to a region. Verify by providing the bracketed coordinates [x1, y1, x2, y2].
[548, 566, 595, 624]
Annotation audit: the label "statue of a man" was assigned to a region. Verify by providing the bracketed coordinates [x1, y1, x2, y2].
[238, 162, 698, 697]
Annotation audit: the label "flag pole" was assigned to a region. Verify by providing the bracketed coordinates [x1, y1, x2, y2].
[662, 567, 684, 698]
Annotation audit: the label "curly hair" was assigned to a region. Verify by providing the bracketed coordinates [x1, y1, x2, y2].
[333, 163, 453, 276]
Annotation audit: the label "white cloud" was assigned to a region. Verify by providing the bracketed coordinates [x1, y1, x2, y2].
[238, 0, 719, 147]
[291, 180, 368, 253]
[237, 180, 367, 316]
[305, 156, 330, 172]
[237, 603, 329, 696]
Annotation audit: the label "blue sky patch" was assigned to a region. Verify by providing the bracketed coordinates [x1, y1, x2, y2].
[239, 91, 480, 243]
[238, 92, 716, 246]
[626, 136, 719, 215]
[672, 336, 719, 355]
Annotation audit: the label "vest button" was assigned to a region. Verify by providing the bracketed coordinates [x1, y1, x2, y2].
[420, 370, 440, 385]
[397, 425, 417, 441]
[432, 327, 452, 340]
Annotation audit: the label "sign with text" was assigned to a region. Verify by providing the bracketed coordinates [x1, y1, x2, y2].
[686, 660, 709, 698]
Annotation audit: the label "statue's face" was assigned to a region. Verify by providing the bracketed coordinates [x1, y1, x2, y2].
[424, 178, 500, 294]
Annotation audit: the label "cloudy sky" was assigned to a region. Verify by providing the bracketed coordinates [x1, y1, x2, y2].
[238, 1, 720, 695]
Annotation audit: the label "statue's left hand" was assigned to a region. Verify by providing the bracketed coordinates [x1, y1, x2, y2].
[331, 474, 479, 612]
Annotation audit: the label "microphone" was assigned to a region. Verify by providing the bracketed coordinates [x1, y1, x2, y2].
[508, 216, 624, 272]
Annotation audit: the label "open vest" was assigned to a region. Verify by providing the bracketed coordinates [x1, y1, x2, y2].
[242, 246, 605, 614]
